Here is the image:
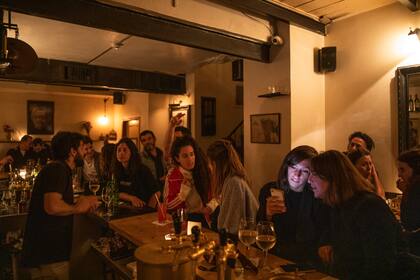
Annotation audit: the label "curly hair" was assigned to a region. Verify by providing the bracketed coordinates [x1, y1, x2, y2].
[171, 136, 211, 204]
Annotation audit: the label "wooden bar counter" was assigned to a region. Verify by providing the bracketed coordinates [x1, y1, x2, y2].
[109, 213, 336, 280]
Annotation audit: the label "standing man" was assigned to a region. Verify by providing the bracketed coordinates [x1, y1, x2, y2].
[6, 135, 35, 170]
[140, 130, 167, 191]
[81, 136, 101, 187]
[346, 131, 375, 153]
[22, 132, 98, 279]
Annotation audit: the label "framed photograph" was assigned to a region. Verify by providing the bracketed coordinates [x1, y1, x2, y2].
[169, 105, 191, 129]
[250, 113, 281, 144]
[27, 100, 54, 135]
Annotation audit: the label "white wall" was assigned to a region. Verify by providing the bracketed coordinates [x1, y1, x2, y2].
[290, 25, 325, 151]
[194, 62, 243, 151]
[325, 2, 420, 192]
[243, 22, 291, 195]
[0, 81, 149, 155]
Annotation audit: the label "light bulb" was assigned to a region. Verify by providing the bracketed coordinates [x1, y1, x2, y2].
[99, 115, 109, 125]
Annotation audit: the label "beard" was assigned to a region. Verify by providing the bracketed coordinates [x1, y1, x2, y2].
[144, 143, 154, 152]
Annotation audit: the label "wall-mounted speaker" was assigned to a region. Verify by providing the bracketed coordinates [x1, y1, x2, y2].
[113, 91, 125, 104]
[318, 47, 336, 73]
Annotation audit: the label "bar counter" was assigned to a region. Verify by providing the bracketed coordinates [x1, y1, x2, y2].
[109, 213, 336, 280]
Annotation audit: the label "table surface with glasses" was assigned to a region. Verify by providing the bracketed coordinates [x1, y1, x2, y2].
[109, 213, 336, 280]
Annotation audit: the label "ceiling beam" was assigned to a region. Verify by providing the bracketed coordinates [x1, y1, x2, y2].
[0, 58, 186, 94]
[398, 0, 419, 11]
[0, 0, 270, 62]
[207, 0, 326, 35]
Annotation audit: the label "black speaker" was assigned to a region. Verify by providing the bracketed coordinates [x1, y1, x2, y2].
[318, 47, 336, 73]
[232, 60, 243, 81]
[113, 91, 125, 104]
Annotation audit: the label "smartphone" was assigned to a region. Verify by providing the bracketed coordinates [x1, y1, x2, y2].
[281, 263, 315, 272]
[270, 188, 284, 201]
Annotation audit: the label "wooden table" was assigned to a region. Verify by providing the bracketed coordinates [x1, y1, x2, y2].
[109, 213, 335, 280]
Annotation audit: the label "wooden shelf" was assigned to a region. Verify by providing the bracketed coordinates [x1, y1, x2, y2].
[258, 92, 289, 98]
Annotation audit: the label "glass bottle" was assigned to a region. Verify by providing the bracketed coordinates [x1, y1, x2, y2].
[415, 94, 420, 112]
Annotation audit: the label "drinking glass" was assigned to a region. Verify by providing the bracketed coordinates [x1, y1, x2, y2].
[238, 218, 257, 252]
[101, 187, 113, 217]
[256, 221, 276, 271]
[89, 180, 100, 196]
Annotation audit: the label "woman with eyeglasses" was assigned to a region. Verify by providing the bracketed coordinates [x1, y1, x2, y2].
[256, 145, 330, 266]
[309, 150, 420, 280]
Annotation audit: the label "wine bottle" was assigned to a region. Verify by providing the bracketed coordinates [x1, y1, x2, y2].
[409, 95, 414, 112]
[415, 94, 420, 112]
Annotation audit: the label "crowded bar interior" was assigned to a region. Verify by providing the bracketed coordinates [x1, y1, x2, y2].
[0, 0, 420, 279]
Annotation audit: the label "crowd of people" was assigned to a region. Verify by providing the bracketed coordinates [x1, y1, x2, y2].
[2, 113, 420, 279]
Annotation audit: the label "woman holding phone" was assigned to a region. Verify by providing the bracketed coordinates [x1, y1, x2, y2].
[257, 145, 330, 266]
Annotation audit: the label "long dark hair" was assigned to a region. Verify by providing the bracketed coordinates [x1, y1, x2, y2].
[207, 139, 249, 195]
[171, 136, 211, 204]
[398, 149, 420, 189]
[311, 150, 373, 206]
[101, 143, 116, 181]
[277, 145, 318, 191]
[112, 138, 142, 181]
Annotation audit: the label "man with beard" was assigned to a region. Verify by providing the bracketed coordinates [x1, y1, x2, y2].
[22, 132, 99, 279]
[140, 130, 167, 191]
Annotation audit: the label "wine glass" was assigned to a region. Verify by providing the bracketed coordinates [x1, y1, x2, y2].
[89, 179, 100, 196]
[256, 221, 276, 271]
[101, 187, 113, 217]
[238, 218, 257, 252]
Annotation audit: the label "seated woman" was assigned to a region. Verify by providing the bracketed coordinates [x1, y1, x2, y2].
[309, 150, 419, 279]
[163, 136, 214, 225]
[347, 148, 385, 198]
[206, 140, 258, 235]
[397, 149, 420, 256]
[256, 145, 330, 265]
[113, 138, 160, 208]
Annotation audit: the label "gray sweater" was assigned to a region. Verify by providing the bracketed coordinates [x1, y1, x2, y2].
[217, 176, 259, 234]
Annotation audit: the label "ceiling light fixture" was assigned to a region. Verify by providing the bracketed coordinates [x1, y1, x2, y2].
[98, 98, 109, 125]
[408, 27, 420, 39]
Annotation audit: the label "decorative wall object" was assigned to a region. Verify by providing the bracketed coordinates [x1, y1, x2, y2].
[27, 100, 54, 135]
[250, 113, 281, 144]
[169, 105, 191, 129]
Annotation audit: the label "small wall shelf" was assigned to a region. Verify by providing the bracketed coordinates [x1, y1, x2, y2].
[258, 92, 289, 98]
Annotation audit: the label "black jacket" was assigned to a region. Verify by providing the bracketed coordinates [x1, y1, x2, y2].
[257, 181, 330, 264]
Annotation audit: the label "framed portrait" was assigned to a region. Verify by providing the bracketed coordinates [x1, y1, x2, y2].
[169, 105, 191, 129]
[250, 113, 281, 144]
[27, 100, 54, 135]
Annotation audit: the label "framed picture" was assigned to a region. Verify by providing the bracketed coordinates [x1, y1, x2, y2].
[27, 100, 54, 135]
[250, 113, 281, 144]
[169, 105, 191, 129]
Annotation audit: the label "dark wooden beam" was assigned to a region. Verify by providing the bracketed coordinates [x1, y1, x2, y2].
[0, 0, 270, 62]
[398, 0, 419, 11]
[0, 58, 186, 94]
[208, 0, 326, 35]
